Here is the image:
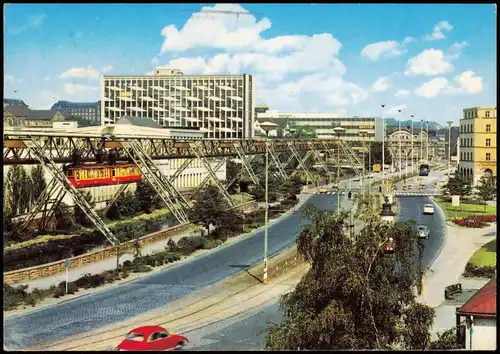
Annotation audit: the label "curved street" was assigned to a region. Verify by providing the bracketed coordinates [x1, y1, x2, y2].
[4, 194, 339, 350]
[183, 184, 448, 351]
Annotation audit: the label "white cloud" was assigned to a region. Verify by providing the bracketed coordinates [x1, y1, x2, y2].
[414, 77, 451, 98]
[404, 49, 454, 76]
[371, 76, 391, 92]
[151, 57, 160, 65]
[455, 71, 483, 94]
[387, 104, 408, 115]
[424, 21, 453, 41]
[59, 66, 100, 79]
[9, 13, 46, 35]
[63, 82, 99, 97]
[395, 89, 410, 97]
[361, 40, 406, 61]
[101, 65, 114, 73]
[160, 3, 272, 53]
[413, 71, 482, 98]
[445, 41, 469, 60]
[402, 36, 416, 45]
[5, 75, 24, 85]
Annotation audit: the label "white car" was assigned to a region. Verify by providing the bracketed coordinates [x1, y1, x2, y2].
[423, 204, 435, 215]
[417, 225, 430, 239]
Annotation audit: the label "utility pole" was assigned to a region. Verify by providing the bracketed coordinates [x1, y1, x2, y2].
[420, 119, 424, 166]
[381, 104, 386, 192]
[398, 109, 402, 180]
[447, 120, 453, 176]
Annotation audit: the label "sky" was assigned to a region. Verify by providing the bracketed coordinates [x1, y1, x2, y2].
[4, 3, 497, 126]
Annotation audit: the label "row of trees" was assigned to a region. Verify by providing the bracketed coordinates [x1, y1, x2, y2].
[442, 174, 496, 210]
[4, 165, 47, 217]
[264, 194, 458, 349]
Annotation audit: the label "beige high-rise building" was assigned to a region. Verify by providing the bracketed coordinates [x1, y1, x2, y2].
[458, 106, 497, 186]
[101, 69, 255, 139]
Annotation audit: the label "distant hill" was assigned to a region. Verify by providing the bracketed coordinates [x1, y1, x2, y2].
[384, 118, 443, 130]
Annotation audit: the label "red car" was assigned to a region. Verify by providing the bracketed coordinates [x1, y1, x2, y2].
[115, 326, 189, 351]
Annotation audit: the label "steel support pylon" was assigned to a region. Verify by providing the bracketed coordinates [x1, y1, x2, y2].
[190, 157, 230, 198]
[234, 142, 260, 185]
[120, 141, 190, 224]
[151, 157, 195, 204]
[268, 144, 288, 180]
[226, 155, 257, 190]
[189, 142, 236, 208]
[339, 140, 363, 176]
[286, 141, 315, 184]
[22, 139, 120, 245]
[307, 142, 332, 175]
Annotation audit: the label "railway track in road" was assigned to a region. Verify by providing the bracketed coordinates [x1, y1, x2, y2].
[34, 257, 307, 351]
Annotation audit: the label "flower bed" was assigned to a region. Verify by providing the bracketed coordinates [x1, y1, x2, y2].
[452, 215, 496, 228]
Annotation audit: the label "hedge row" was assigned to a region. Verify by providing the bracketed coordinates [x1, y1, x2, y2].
[3, 212, 174, 272]
[463, 263, 496, 278]
[3, 235, 224, 312]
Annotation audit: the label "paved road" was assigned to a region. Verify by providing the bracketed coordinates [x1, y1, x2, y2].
[4, 193, 341, 350]
[185, 174, 449, 351]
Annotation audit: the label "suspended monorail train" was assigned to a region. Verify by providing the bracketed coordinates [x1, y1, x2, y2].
[64, 164, 142, 188]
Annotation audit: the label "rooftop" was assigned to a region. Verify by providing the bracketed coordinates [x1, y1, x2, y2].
[4, 106, 66, 121]
[457, 278, 496, 317]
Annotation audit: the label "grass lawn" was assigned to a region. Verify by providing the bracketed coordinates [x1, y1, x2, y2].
[434, 198, 496, 220]
[231, 193, 254, 204]
[468, 238, 497, 267]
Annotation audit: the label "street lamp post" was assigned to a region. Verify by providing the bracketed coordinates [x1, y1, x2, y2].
[359, 130, 368, 193]
[333, 126, 346, 214]
[381, 104, 386, 190]
[447, 120, 453, 175]
[420, 119, 424, 165]
[410, 115, 414, 172]
[426, 120, 430, 162]
[259, 121, 278, 284]
[398, 109, 402, 180]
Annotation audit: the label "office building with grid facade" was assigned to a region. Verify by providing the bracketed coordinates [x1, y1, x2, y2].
[101, 69, 255, 139]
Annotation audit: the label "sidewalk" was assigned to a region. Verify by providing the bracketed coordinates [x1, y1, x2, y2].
[417, 223, 496, 308]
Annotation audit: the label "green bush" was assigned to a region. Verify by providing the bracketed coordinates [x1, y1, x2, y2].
[122, 260, 133, 270]
[132, 264, 152, 273]
[463, 263, 496, 278]
[155, 252, 165, 266]
[74, 273, 106, 289]
[166, 238, 177, 251]
[3, 284, 30, 310]
[121, 271, 129, 279]
[177, 236, 205, 255]
[52, 287, 65, 298]
[203, 239, 222, 249]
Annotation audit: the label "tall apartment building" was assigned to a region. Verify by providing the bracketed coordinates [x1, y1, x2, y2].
[255, 106, 384, 141]
[51, 100, 101, 125]
[101, 69, 255, 139]
[458, 106, 496, 186]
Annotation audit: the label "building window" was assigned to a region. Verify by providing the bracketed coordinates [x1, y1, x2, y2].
[485, 111, 490, 118]
[486, 124, 491, 132]
[486, 138, 491, 147]
[486, 153, 491, 161]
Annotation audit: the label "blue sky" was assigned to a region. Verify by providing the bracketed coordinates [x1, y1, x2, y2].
[4, 3, 497, 125]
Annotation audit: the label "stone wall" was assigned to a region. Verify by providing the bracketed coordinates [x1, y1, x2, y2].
[3, 201, 258, 285]
[3, 223, 191, 285]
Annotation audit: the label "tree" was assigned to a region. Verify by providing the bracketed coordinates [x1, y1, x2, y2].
[116, 190, 141, 216]
[226, 160, 241, 194]
[429, 328, 461, 349]
[370, 142, 392, 165]
[265, 205, 434, 350]
[135, 181, 156, 214]
[442, 175, 471, 197]
[5, 165, 31, 216]
[30, 165, 47, 207]
[475, 177, 496, 211]
[74, 190, 95, 227]
[188, 185, 230, 237]
[54, 202, 75, 230]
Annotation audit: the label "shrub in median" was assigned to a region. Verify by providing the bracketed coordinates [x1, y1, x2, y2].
[177, 236, 205, 255]
[132, 263, 152, 273]
[463, 263, 496, 278]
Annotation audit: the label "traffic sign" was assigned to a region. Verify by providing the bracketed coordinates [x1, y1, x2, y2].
[65, 258, 72, 268]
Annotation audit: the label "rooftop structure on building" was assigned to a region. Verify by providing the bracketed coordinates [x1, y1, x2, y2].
[3, 98, 28, 108]
[101, 69, 255, 139]
[255, 108, 384, 141]
[51, 100, 101, 125]
[4, 105, 66, 121]
[457, 278, 496, 317]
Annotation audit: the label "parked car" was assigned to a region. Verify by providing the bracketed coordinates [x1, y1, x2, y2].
[115, 326, 189, 351]
[417, 225, 430, 239]
[423, 204, 435, 215]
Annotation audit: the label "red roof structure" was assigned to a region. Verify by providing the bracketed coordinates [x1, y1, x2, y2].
[457, 278, 497, 317]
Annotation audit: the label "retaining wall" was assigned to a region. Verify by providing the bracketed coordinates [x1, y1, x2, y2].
[4, 200, 259, 285]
